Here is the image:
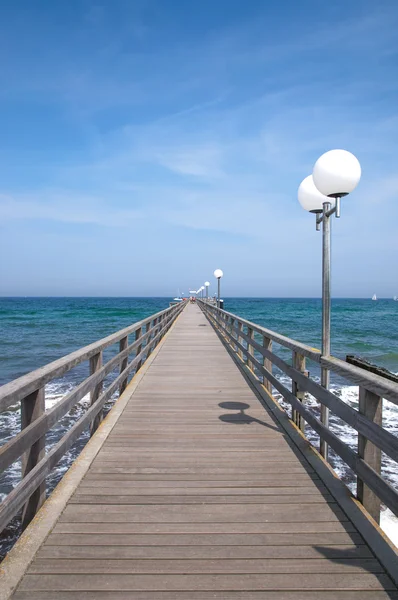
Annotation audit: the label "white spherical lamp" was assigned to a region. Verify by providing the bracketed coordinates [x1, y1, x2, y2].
[298, 175, 328, 213]
[313, 149, 361, 197]
[204, 281, 210, 287]
[214, 269, 223, 279]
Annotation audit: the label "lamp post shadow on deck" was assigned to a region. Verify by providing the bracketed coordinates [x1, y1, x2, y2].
[213, 269, 223, 308]
[298, 149, 361, 462]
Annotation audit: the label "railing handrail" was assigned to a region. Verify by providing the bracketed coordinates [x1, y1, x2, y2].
[198, 299, 398, 525]
[0, 304, 178, 412]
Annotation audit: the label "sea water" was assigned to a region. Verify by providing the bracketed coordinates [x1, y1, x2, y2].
[0, 297, 397, 557]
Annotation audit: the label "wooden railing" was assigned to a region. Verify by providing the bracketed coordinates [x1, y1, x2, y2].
[0, 301, 186, 534]
[199, 300, 398, 524]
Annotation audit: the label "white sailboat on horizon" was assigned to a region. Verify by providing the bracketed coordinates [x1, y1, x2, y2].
[372, 293, 377, 301]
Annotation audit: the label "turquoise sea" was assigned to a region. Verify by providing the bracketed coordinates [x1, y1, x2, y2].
[0, 297, 397, 556]
[1, 296, 397, 385]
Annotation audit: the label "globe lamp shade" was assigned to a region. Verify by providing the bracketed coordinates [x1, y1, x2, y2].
[298, 175, 328, 213]
[214, 269, 223, 279]
[313, 149, 361, 197]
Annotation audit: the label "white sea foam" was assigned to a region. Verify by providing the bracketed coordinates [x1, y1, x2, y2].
[381, 509, 398, 549]
[45, 381, 90, 409]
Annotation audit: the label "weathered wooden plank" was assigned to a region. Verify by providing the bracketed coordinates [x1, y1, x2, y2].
[11, 591, 398, 600]
[17, 573, 396, 592]
[59, 503, 347, 523]
[29, 557, 383, 574]
[87, 466, 316, 475]
[37, 543, 372, 559]
[78, 483, 325, 493]
[69, 493, 334, 505]
[81, 475, 321, 485]
[52, 521, 359, 535]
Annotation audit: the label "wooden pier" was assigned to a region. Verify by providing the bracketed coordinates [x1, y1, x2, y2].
[1, 302, 398, 598]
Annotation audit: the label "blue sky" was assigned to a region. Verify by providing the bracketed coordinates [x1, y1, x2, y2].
[0, 0, 397, 297]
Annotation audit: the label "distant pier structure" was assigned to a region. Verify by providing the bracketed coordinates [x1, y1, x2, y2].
[0, 300, 397, 598]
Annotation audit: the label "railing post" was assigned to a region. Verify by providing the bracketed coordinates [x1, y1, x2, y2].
[152, 317, 159, 350]
[247, 327, 254, 370]
[119, 336, 129, 396]
[160, 313, 166, 337]
[262, 336, 273, 394]
[145, 320, 152, 358]
[231, 318, 237, 351]
[291, 351, 306, 433]
[135, 326, 143, 371]
[357, 387, 382, 523]
[216, 309, 221, 331]
[221, 313, 227, 337]
[21, 387, 46, 529]
[89, 350, 103, 435]
[227, 315, 232, 338]
[237, 322, 243, 359]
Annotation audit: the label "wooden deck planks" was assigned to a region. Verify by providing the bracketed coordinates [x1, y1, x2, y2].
[11, 303, 397, 597]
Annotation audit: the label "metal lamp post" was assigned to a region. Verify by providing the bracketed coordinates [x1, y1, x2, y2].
[213, 269, 223, 308]
[298, 149, 361, 461]
[204, 281, 210, 301]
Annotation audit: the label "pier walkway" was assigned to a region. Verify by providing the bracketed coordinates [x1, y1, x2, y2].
[2, 303, 398, 598]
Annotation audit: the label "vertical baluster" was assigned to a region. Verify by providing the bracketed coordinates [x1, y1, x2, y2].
[247, 327, 254, 370]
[90, 351, 103, 435]
[158, 313, 165, 338]
[231, 318, 237, 351]
[262, 336, 273, 394]
[222, 312, 227, 336]
[21, 387, 46, 529]
[135, 326, 143, 371]
[227, 316, 232, 343]
[357, 387, 382, 523]
[237, 322, 243, 359]
[145, 320, 152, 359]
[152, 317, 159, 350]
[291, 351, 306, 432]
[156, 314, 162, 340]
[119, 336, 129, 396]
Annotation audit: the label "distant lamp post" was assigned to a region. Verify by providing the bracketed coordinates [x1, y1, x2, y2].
[204, 281, 210, 301]
[298, 150, 361, 461]
[213, 269, 223, 308]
